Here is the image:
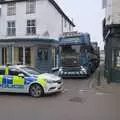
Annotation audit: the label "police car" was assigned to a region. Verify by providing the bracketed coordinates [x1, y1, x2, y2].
[0, 65, 63, 97]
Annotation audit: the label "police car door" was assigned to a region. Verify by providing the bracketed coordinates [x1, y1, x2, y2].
[7, 68, 25, 92]
[0, 67, 6, 91]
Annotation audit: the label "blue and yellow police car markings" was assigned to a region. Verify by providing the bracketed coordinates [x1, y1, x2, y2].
[25, 77, 35, 85]
[12, 76, 25, 89]
[0, 75, 25, 89]
[6, 76, 13, 88]
[0, 75, 3, 87]
[0, 75, 47, 90]
[37, 75, 47, 88]
[2, 76, 8, 88]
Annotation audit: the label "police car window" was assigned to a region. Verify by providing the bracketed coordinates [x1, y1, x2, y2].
[9, 68, 19, 76]
[9, 68, 28, 76]
[0, 68, 5, 75]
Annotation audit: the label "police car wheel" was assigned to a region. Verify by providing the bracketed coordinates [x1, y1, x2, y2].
[29, 84, 44, 97]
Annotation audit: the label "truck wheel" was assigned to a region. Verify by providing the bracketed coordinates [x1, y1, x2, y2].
[29, 84, 44, 97]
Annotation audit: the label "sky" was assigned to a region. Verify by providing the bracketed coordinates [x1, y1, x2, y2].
[55, 0, 105, 50]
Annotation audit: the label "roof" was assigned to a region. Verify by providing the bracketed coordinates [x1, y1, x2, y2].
[0, 0, 75, 27]
[48, 0, 75, 27]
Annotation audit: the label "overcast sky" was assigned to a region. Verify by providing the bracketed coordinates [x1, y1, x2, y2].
[55, 0, 105, 50]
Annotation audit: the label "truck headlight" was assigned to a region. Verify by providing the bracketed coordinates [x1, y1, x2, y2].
[59, 68, 63, 72]
[80, 71, 83, 74]
[80, 66, 87, 74]
[59, 68, 63, 75]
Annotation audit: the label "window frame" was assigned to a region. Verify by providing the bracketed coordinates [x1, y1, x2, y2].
[0, 68, 5, 75]
[26, 0, 36, 14]
[7, 20, 16, 36]
[9, 68, 28, 77]
[26, 20, 36, 35]
[9, 68, 20, 76]
[7, 2, 16, 16]
[52, 48, 57, 68]
[25, 47, 31, 65]
[112, 49, 120, 69]
[37, 48, 49, 62]
[18, 47, 23, 64]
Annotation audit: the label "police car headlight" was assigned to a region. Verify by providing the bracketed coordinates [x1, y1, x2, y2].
[47, 79, 55, 84]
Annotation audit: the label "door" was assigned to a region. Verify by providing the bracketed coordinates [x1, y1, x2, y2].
[36, 48, 50, 72]
[7, 68, 25, 91]
[0, 67, 25, 92]
[0, 68, 6, 89]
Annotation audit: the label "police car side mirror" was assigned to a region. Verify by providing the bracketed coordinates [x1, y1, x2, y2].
[18, 73, 25, 78]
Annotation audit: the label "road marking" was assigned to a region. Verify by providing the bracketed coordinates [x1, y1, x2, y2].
[80, 89, 89, 92]
[96, 92, 105, 95]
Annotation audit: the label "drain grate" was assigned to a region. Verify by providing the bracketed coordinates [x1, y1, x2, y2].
[69, 97, 85, 103]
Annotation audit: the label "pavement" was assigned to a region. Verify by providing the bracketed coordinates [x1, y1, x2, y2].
[92, 61, 120, 94]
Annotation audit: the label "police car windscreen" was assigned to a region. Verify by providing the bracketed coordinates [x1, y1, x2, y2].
[21, 67, 40, 75]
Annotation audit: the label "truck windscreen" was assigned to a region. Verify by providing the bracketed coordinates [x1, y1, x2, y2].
[61, 45, 80, 56]
[60, 45, 80, 67]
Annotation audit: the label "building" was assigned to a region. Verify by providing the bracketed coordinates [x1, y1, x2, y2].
[103, 0, 120, 83]
[0, 0, 75, 72]
[100, 50, 105, 61]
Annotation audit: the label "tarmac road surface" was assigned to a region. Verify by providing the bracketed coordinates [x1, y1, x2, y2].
[0, 76, 120, 120]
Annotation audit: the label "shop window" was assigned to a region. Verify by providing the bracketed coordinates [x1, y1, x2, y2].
[7, 47, 12, 64]
[25, 48, 31, 65]
[37, 49, 48, 62]
[112, 50, 120, 68]
[2, 48, 7, 65]
[44, 50, 48, 61]
[37, 49, 42, 60]
[18, 47, 23, 64]
[52, 48, 57, 68]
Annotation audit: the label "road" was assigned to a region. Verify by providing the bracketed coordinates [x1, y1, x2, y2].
[0, 74, 120, 120]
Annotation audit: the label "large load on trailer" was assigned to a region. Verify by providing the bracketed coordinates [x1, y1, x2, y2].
[91, 42, 100, 68]
[59, 31, 95, 78]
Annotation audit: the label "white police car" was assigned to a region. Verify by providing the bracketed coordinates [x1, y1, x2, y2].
[0, 65, 63, 97]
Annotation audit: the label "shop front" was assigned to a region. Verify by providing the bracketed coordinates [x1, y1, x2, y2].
[104, 25, 120, 83]
[0, 38, 59, 73]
